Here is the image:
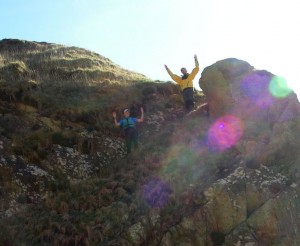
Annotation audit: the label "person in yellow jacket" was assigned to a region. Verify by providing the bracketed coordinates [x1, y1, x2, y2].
[165, 55, 199, 112]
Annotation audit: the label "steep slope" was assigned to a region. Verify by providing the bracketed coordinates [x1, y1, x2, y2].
[1, 40, 299, 245]
[0, 39, 205, 222]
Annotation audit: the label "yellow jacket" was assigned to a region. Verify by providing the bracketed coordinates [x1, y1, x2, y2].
[166, 58, 199, 91]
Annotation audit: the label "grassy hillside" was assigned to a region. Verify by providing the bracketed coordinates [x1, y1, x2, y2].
[1, 40, 300, 245]
[0, 38, 195, 147]
[0, 39, 206, 224]
[0, 39, 151, 118]
[0, 38, 206, 242]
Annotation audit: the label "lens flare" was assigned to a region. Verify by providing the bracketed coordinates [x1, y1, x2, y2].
[207, 115, 243, 151]
[241, 73, 270, 98]
[240, 72, 273, 108]
[142, 177, 172, 208]
[269, 76, 292, 98]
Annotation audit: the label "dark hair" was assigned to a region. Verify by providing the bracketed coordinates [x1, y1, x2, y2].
[181, 73, 189, 80]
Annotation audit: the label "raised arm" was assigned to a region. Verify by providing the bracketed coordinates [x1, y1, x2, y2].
[164, 64, 181, 83]
[189, 55, 200, 80]
[138, 107, 144, 123]
[112, 111, 120, 126]
[194, 54, 199, 68]
[164, 64, 172, 76]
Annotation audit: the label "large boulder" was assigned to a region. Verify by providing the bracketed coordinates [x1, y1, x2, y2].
[123, 60, 300, 245]
[199, 58, 300, 165]
[199, 58, 298, 120]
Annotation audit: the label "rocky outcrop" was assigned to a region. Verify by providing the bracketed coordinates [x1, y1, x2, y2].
[158, 165, 300, 245]
[200, 58, 300, 166]
[128, 59, 300, 246]
[1, 43, 300, 245]
[199, 58, 299, 120]
[121, 56, 300, 244]
[169, 58, 300, 245]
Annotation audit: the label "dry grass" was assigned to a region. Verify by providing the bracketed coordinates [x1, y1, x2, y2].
[0, 39, 150, 120]
[0, 39, 211, 245]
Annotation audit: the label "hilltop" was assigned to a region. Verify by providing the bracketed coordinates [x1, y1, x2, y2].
[0, 39, 300, 245]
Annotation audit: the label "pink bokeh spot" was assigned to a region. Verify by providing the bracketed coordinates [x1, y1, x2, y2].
[240, 72, 274, 109]
[208, 115, 243, 151]
[142, 177, 172, 208]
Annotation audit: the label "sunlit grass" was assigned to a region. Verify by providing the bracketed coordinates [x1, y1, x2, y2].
[0, 40, 212, 245]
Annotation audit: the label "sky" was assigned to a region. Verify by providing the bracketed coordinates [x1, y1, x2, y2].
[1, 0, 300, 97]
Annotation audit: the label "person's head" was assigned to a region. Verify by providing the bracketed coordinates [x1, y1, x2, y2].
[181, 67, 188, 75]
[123, 108, 130, 117]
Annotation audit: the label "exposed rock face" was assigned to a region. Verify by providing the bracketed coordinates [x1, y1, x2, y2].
[199, 58, 300, 165]
[1, 42, 300, 245]
[160, 165, 300, 246]
[174, 58, 300, 245]
[199, 58, 299, 120]
[126, 60, 300, 246]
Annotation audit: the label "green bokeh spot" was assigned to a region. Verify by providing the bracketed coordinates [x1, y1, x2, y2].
[269, 76, 292, 98]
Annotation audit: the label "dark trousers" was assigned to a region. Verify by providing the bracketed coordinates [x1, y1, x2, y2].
[182, 87, 194, 112]
[124, 127, 138, 154]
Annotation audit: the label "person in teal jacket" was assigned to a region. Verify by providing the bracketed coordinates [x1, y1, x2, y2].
[113, 107, 144, 154]
[165, 55, 199, 112]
